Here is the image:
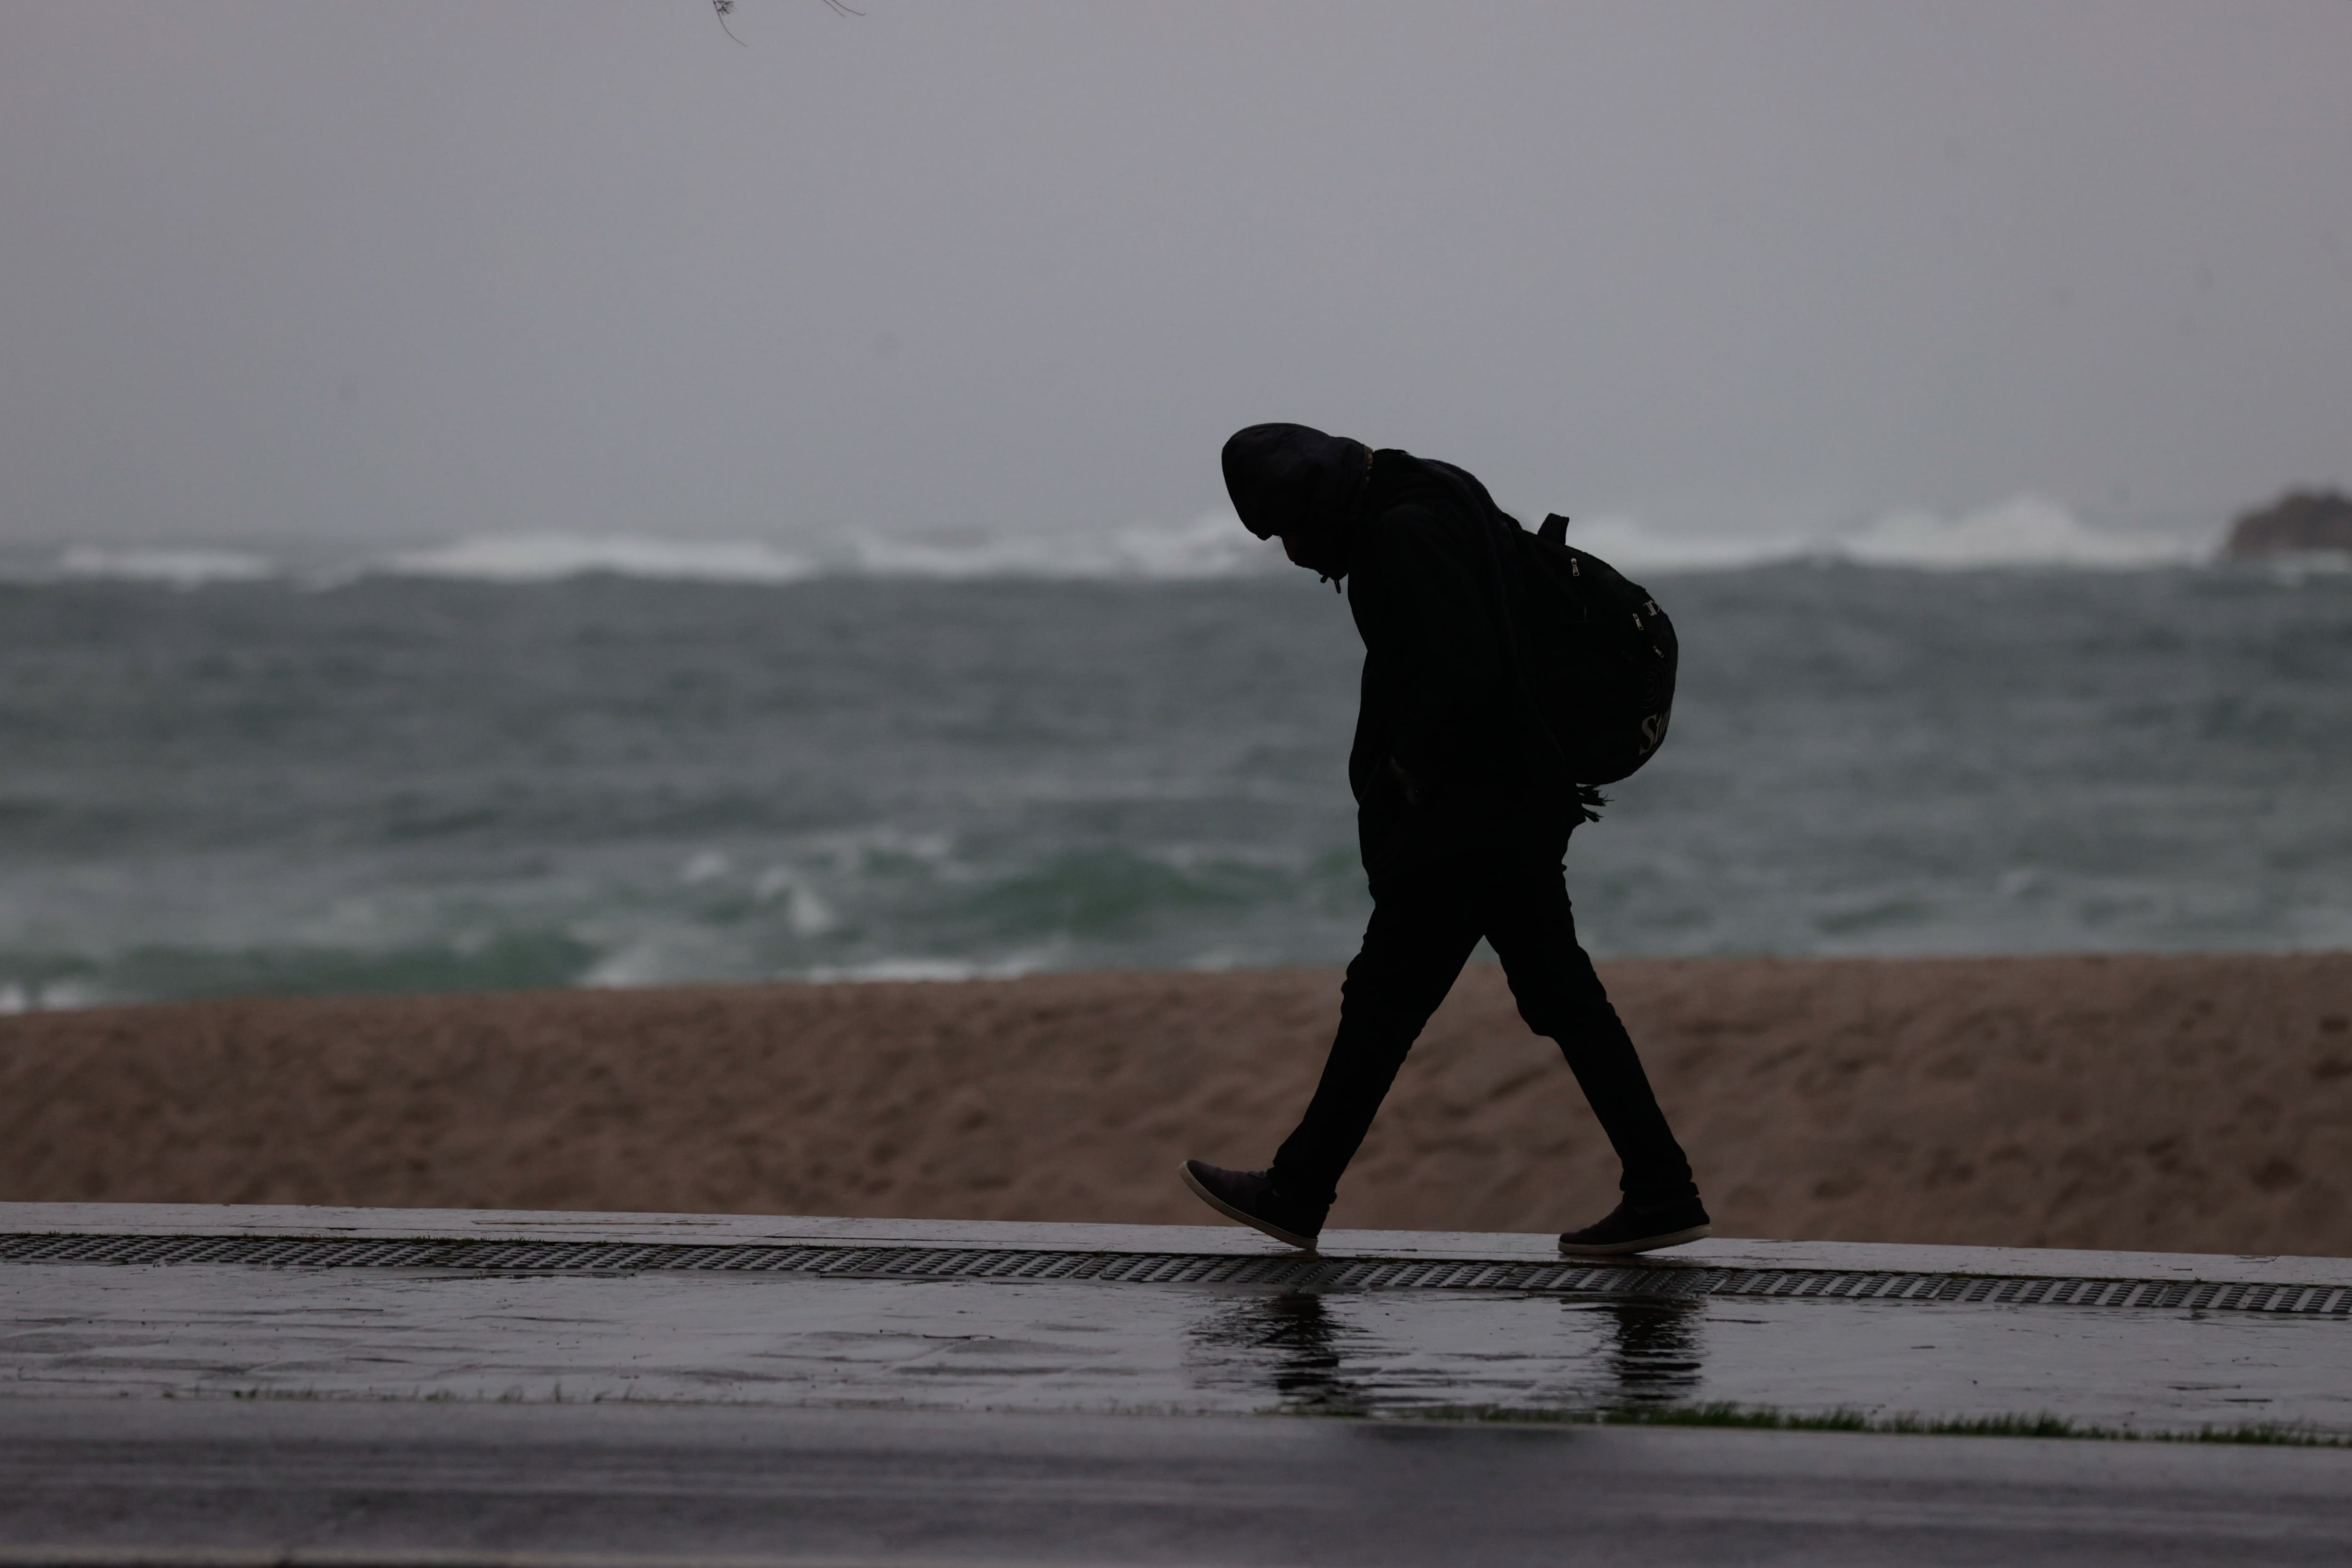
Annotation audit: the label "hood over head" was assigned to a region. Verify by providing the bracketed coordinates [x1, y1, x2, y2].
[1221, 424, 1371, 550]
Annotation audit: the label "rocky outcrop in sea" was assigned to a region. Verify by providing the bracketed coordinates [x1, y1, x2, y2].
[2225, 489, 2352, 556]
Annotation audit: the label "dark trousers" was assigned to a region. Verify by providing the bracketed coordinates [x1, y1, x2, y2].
[1270, 854, 1697, 1210]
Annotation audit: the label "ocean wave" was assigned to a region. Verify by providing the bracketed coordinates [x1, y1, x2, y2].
[358, 515, 1279, 585]
[843, 512, 1278, 580]
[48, 546, 281, 588]
[382, 533, 822, 585]
[3, 499, 2217, 593]
[1559, 497, 2207, 575]
[1832, 496, 2204, 570]
[800, 951, 1062, 984]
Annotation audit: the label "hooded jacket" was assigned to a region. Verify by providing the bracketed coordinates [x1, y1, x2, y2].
[1223, 424, 1570, 875]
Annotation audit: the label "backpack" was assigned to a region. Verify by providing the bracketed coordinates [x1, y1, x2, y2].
[1510, 514, 1678, 786]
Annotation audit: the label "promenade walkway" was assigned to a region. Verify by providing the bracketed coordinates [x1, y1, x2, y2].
[7, 1202, 2350, 1430]
[6, 1202, 2351, 1564]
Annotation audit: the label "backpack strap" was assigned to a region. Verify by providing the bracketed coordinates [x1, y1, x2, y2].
[1538, 513, 1571, 546]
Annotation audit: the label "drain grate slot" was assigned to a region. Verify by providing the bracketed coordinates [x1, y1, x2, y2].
[5, 1231, 2346, 1319]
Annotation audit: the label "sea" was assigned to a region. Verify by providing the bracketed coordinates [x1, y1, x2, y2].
[2, 521, 2346, 1009]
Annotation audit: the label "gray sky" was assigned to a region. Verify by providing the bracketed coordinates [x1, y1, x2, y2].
[2, 0, 2346, 553]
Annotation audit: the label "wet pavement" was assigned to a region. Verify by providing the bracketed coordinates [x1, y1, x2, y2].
[9, 1397, 2352, 1568]
[6, 1203, 2351, 1434]
[8, 1204, 2352, 1566]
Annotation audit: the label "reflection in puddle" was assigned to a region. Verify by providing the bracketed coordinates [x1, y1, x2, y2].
[1185, 1288, 1710, 1416]
[1590, 1297, 1706, 1407]
[1187, 1291, 1376, 1413]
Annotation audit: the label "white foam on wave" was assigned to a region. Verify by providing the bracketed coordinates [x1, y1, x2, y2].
[11, 498, 2213, 594]
[371, 516, 1273, 585]
[1554, 496, 2206, 575]
[50, 546, 280, 588]
[383, 533, 821, 585]
[801, 951, 1057, 983]
[1834, 495, 2202, 570]
[846, 511, 1278, 581]
[371, 503, 2201, 586]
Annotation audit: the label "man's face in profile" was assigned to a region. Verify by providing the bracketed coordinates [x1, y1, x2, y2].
[1274, 518, 1343, 578]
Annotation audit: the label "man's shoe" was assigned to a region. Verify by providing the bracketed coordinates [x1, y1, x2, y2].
[1557, 1196, 1712, 1257]
[1181, 1159, 1326, 1251]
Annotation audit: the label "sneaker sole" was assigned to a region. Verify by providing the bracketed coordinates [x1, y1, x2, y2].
[1556, 1222, 1711, 1258]
[1180, 1163, 1319, 1251]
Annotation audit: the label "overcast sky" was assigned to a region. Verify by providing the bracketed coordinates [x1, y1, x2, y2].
[2, 1, 2346, 553]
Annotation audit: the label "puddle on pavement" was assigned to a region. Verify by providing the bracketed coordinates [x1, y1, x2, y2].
[6, 1263, 2349, 1435]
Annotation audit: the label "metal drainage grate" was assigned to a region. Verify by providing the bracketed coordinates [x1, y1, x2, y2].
[5, 1232, 2348, 1318]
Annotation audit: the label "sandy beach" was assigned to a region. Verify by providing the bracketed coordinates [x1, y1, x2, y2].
[4, 952, 2347, 1256]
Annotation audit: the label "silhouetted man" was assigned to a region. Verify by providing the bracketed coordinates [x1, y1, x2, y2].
[1181, 424, 1709, 1257]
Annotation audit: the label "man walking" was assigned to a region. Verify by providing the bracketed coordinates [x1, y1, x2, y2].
[1181, 423, 1709, 1258]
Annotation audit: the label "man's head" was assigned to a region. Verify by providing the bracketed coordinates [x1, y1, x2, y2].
[1221, 423, 1370, 578]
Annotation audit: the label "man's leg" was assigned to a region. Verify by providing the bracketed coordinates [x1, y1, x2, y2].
[1481, 860, 1697, 1205]
[1268, 867, 1483, 1208]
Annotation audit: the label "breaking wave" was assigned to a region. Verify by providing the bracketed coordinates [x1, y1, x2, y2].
[1557, 497, 2209, 576]
[1833, 496, 2205, 571]
[2, 498, 2217, 590]
[843, 512, 1277, 580]
[384, 533, 823, 585]
[366, 514, 1279, 585]
[42, 546, 281, 588]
